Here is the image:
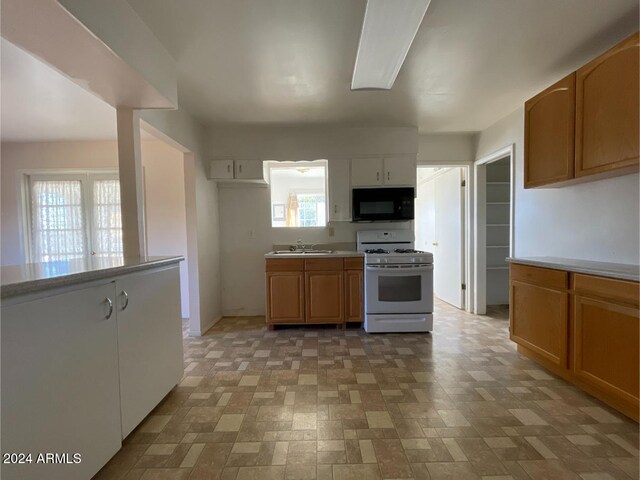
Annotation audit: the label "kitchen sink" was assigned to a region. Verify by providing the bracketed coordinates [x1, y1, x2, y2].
[271, 250, 336, 255]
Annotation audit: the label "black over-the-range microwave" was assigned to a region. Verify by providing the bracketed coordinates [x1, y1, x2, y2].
[352, 187, 415, 222]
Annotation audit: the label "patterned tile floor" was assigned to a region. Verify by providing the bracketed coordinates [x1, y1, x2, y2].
[94, 300, 639, 480]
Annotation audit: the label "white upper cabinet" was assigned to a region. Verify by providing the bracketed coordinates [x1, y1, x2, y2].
[209, 159, 234, 179]
[383, 156, 417, 186]
[351, 158, 383, 186]
[235, 159, 264, 180]
[209, 159, 266, 183]
[350, 157, 416, 187]
[328, 160, 351, 221]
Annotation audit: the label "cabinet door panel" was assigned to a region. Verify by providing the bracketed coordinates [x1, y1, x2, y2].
[576, 32, 639, 176]
[117, 266, 183, 437]
[306, 271, 344, 323]
[210, 159, 234, 179]
[524, 74, 575, 187]
[328, 159, 351, 221]
[1, 283, 121, 480]
[573, 296, 639, 406]
[351, 158, 383, 186]
[266, 272, 304, 323]
[510, 281, 568, 367]
[235, 160, 264, 180]
[345, 269, 364, 322]
[383, 157, 417, 186]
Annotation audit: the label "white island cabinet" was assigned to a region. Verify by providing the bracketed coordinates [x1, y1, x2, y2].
[117, 265, 183, 437]
[1, 281, 122, 480]
[0, 257, 184, 480]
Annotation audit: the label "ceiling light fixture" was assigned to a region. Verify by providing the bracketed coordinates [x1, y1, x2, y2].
[351, 0, 431, 91]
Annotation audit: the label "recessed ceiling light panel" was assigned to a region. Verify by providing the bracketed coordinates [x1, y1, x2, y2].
[352, 0, 431, 91]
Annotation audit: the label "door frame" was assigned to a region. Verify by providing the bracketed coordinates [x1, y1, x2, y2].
[473, 144, 515, 314]
[416, 163, 471, 312]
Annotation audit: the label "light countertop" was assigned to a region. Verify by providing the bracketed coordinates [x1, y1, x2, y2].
[507, 256, 639, 282]
[1, 256, 184, 299]
[264, 250, 364, 259]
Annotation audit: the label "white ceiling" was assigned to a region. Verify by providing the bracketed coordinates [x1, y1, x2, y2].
[127, 0, 638, 133]
[0, 39, 120, 141]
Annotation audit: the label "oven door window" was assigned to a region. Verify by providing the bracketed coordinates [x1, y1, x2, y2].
[378, 275, 422, 302]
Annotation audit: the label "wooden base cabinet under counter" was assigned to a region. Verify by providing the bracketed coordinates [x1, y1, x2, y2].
[509, 262, 639, 421]
[265, 256, 364, 327]
[509, 264, 569, 368]
[571, 274, 639, 418]
[265, 259, 305, 324]
[345, 258, 365, 323]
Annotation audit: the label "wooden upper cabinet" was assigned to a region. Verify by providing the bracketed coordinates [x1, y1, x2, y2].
[524, 73, 576, 188]
[576, 32, 640, 177]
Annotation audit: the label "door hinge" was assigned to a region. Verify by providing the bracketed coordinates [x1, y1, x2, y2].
[461, 283, 466, 290]
[461, 180, 466, 187]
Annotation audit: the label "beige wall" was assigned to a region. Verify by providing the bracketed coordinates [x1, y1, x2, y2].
[475, 107, 640, 264]
[0, 140, 191, 317]
[418, 134, 476, 165]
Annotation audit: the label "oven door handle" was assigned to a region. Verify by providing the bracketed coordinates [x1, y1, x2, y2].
[366, 264, 433, 272]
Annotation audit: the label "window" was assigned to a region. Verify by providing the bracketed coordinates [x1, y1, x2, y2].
[267, 160, 327, 228]
[26, 172, 123, 262]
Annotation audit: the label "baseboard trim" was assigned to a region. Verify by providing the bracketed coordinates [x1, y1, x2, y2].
[189, 315, 222, 337]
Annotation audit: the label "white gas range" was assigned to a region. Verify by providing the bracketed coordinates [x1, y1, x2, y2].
[357, 230, 434, 333]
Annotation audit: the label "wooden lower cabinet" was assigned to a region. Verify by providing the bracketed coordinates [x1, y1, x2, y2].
[345, 268, 364, 322]
[266, 271, 305, 323]
[572, 274, 639, 418]
[306, 270, 344, 323]
[510, 281, 569, 368]
[266, 256, 363, 326]
[510, 263, 639, 421]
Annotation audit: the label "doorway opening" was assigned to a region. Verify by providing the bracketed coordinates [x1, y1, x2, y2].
[474, 145, 515, 315]
[415, 166, 468, 310]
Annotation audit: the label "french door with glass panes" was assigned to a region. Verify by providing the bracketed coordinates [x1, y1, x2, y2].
[26, 172, 123, 262]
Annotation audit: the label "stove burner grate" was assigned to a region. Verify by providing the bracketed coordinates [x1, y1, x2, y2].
[365, 248, 390, 254]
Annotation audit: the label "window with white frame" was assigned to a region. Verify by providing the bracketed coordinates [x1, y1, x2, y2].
[26, 172, 123, 262]
[267, 161, 327, 228]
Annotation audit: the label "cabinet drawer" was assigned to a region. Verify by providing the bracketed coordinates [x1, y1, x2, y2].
[510, 263, 568, 290]
[573, 274, 639, 306]
[305, 258, 344, 271]
[344, 257, 364, 270]
[265, 258, 304, 272]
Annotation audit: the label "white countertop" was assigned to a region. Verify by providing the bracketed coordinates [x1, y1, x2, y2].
[1, 256, 184, 298]
[264, 250, 364, 259]
[507, 256, 639, 282]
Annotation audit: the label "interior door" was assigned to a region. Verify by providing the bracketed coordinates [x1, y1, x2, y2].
[434, 168, 464, 308]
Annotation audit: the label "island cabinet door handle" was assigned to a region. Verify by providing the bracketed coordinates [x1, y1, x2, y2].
[387, 171, 390, 181]
[105, 297, 113, 319]
[121, 290, 129, 310]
